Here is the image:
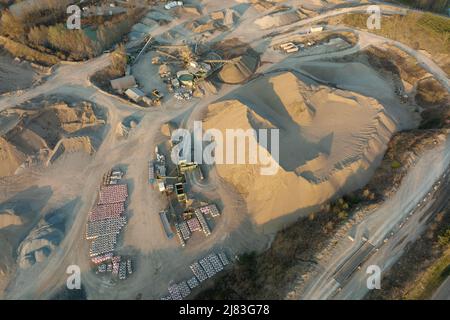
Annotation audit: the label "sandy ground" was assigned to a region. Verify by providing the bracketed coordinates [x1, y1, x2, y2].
[0, 0, 447, 300]
[0, 51, 41, 95]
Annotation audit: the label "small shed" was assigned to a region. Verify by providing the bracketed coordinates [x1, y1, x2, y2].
[125, 88, 145, 102]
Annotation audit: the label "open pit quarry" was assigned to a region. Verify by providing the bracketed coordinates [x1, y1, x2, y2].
[0, 0, 448, 302]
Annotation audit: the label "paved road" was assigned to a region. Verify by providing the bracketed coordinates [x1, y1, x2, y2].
[432, 277, 450, 300]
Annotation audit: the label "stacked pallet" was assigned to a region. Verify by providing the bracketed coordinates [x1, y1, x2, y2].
[194, 211, 211, 236]
[207, 253, 223, 272]
[98, 184, 128, 205]
[199, 257, 216, 278]
[186, 217, 202, 232]
[88, 202, 125, 222]
[190, 262, 208, 282]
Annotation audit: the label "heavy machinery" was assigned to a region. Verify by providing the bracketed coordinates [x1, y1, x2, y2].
[151, 89, 164, 106]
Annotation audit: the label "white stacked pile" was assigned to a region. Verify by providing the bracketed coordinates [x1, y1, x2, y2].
[199, 257, 216, 278]
[190, 262, 208, 282]
[218, 252, 230, 266]
[127, 259, 133, 275]
[98, 184, 128, 205]
[197, 204, 220, 217]
[168, 283, 183, 300]
[186, 217, 202, 232]
[89, 234, 118, 257]
[177, 221, 191, 240]
[178, 281, 191, 299]
[187, 276, 199, 289]
[175, 223, 186, 247]
[207, 253, 223, 272]
[86, 216, 127, 239]
[194, 210, 211, 236]
[112, 256, 121, 276]
[86, 183, 129, 259]
[208, 204, 220, 217]
[119, 261, 127, 280]
[91, 252, 113, 264]
[88, 202, 125, 222]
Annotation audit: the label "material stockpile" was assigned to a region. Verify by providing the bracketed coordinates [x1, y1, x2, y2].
[187, 276, 199, 289]
[186, 217, 202, 232]
[86, 216, 127, 239]
[98, 184, 128, 205]
[194, 210, 211, 236]
[88, 202, 125, 222]
[175, 224, 186, 247]
[89, 234, 118, 257]
[177, 221, 191, 240]
[163, 251, 230, 299]
[207, 253, 223, 272]
[112, 256, 121, 275]
[168, 283, 183, 300]
[86, 180, 129, 264]
[119, 261, 127, 280]
[167, 281, 191, 300]
[197, 204, 220, 217]
[199, 257, 216, 278]
[190, 262, 208, 282]
[218, 252, 230, 266]
[91, 252, 113, 264]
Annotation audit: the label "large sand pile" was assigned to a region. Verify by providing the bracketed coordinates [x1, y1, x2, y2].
[0, 101, 105, 177]
[203, 72, 397, 227]
[297, 61, 395, 100]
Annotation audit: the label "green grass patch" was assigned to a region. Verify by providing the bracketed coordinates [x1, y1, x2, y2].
[405, 249, 450, 299]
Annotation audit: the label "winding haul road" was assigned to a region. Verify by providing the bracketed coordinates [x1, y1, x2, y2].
[0, 1, 449, 300]
[302, 140, 450, 300]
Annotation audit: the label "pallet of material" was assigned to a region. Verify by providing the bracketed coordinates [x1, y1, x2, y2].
[186, 217, 202, 232]
[194, 211, 211, 236]
[112, 256, 121, 275]
[218, 252, 230, 266]
[207, 253, 223, 272]
[177, 221, 191, 240]
[98, 184, 128, 205]
[91, 252, 113, 264]
[168, 283, 183, 300]
[175, 224, 186, 247]
[88, 202, 125, 222]
[86, 216, 127, 239]
[119, 261, 127, 280]
[199, 257, 216, 278]
[208, 204, 220, 217]
[187, 276, 199, 289]
[190, 262, 208, 282]
[177, 281, 191, 299]
[89, 234, 118, 257]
